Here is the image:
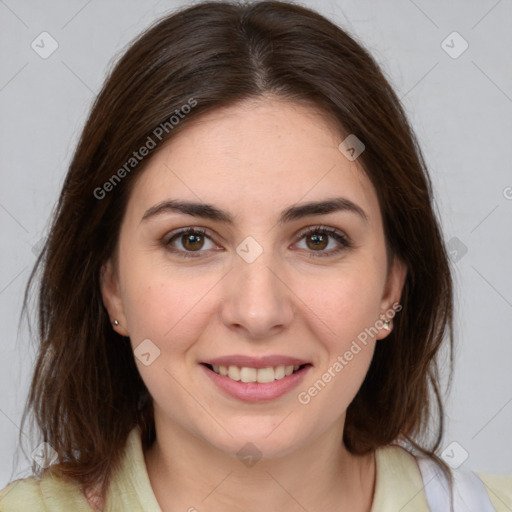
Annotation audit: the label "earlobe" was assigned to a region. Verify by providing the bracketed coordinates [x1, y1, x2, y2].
[100, 259, 129, 336]
[377, 257, 407, 340]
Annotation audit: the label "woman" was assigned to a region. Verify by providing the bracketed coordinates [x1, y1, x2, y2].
[1, 1, 510, 511]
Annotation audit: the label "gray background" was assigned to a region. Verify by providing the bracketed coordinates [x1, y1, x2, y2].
[1, 0, 511, 487]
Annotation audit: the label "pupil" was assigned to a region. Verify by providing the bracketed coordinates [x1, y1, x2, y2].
[308, 233, 327, 250]
[184, 233, 203, 250]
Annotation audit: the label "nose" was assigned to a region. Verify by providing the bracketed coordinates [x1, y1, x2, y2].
[219, 248, 295, 339]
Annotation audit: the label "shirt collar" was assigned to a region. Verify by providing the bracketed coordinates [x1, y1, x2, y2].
[106, 427, 429, 512]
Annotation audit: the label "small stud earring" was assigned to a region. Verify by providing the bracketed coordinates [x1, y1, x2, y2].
[383, 319, 391, 331]
[113, 319, 119, 326]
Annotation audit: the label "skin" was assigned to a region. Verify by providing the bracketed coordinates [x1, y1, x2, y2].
[101, 96, 407, 512]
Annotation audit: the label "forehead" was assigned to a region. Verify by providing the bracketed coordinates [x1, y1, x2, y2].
[124, 98, 381, 227]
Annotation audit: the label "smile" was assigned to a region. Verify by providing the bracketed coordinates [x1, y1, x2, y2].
[200, 358, 312, 402]
[204, 363, 306, 383]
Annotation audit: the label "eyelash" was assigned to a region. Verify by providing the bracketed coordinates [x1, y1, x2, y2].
[162, 225, 352, 259]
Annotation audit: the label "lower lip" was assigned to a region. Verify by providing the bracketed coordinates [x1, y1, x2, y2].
[200, 364, 311, 402]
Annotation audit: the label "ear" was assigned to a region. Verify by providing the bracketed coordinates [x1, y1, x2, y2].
[376, 256, 407, 340]
[100, 258, 129, 336]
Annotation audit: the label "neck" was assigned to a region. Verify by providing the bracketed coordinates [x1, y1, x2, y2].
[144, 418, 376, 512]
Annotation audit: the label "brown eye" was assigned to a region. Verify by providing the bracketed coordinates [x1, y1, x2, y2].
[165, 228, 218, 258]
[295, 226, 352, 258]
[181, 232, 205, 251]
[305, 232, 329, 251]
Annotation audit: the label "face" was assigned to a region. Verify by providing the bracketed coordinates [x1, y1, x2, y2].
[101, 97, 406, 459]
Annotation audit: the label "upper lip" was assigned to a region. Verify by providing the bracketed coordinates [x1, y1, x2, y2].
[202, 355, 311, 369]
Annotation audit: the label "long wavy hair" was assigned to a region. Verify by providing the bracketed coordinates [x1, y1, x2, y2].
[19, 0, 454, 505]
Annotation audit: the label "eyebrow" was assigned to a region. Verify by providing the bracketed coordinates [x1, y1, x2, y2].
[140, 197, 368, 225]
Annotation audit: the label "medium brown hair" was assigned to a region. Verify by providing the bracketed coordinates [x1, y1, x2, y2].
[20, 0, 454, 503]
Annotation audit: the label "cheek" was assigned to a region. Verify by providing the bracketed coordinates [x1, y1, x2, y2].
[292, 262, 384, 406]
[124, 280, 170, 341]
[294, 273, 380, 425]
[121, 272, 210, 406]
[120, 266, 208, 348]
[296, 264, 385, 342]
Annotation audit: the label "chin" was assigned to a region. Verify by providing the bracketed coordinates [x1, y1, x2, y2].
[201, 420, 309, 462]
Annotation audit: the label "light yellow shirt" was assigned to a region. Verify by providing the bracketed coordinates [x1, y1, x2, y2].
[1, 427, 511, 511]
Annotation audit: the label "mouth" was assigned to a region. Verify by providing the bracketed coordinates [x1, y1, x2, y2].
[199, 357, 312, 402]
[201, 362, 311, 383]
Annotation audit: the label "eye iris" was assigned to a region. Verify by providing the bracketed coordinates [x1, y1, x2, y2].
[183, 232, 204, 251]
[175, 229, 337, 253]
[306, 232, 328, 250]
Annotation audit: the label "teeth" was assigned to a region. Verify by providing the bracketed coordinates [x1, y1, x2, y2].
[255, 367, 274, 383]
[228, 366, 241, 381]
[211, 364, 304, 382]
[274, 365, 285, 379]
[240, 367, 257, 383]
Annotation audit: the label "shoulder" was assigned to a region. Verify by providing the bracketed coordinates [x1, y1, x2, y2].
[478, 472, 512, 512]
[377, 444, 512, 511]
[0, 471, 93, 512]
[0, 476, 46, 511]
